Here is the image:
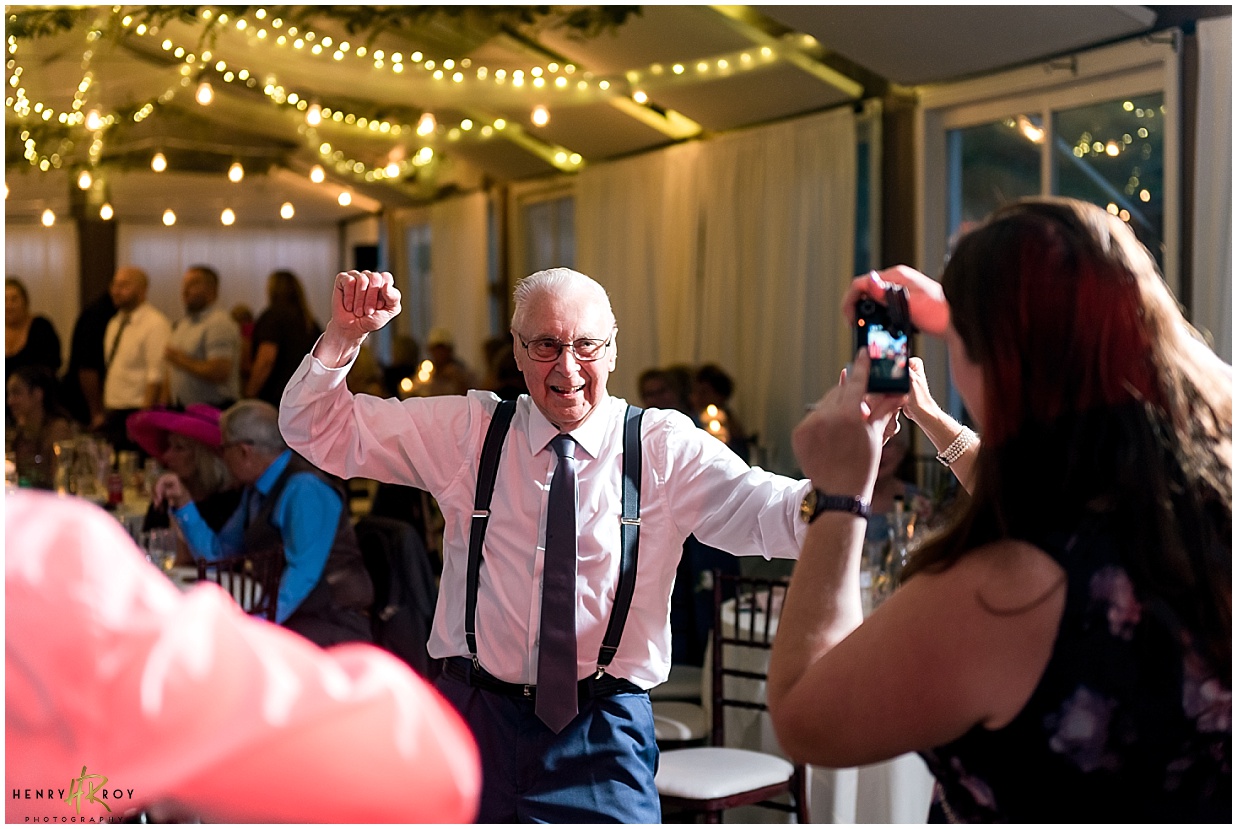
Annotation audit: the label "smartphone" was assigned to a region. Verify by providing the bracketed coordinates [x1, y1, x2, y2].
[855, 298, 910, 394]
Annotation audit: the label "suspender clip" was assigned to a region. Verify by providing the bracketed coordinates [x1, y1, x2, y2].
[472, 510, 490, 519]
[594, 666, 607, 679]
[472, 655, 481, 672]
[620, 517, 641, 525]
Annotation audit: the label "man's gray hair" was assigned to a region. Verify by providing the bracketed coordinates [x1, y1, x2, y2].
[221, 400, 288, 455]
[511, 268, 615, 334]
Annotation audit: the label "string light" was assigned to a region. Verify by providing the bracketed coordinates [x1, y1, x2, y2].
[41, 208, 54, 227]
[76, 170, 93, 189]
[162, 209, 176, 225]
[337, 191, 352, 206]
[151, 152, 167, 172]
[306, 101, 321, 126]
[416, 112, 436, 136]
[279, 201, 295, 219]
[99, 202, 113, 220]
[310, 164, 325, 183]
[531, 105, 549, 127]
[220, 208, 235, 225]
[227, 161, 244, 182]
[195, 80, 213, 105]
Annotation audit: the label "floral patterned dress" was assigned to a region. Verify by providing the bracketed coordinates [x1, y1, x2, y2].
[918, 517, 1231, 822]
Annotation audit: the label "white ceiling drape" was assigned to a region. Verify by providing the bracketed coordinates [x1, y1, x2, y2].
[4, 224, 80, 369]
[429, 191, 491, 374]
[577, 107, 857, 475]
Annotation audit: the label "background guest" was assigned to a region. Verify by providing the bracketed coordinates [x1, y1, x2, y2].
[246, 269, 322, 407]
[59, 288, 116, 428]
[230, 303, 255, 390]
[422, 326, 477, 396]
[770, 197, 1231, 821]
[100, 266, 171, 452]
[6, 489, 480, 824]
[5, 276, 62, 384]
[691, 362, 750, 461]
[6, 365, 74, 490]
[127, 403, 241, 540]
[155, 400, 373, 648]
[164, 265, 241, 408]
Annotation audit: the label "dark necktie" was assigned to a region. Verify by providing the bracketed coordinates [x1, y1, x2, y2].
[105, 312, 131, 367]
[536, 434, 579, 733]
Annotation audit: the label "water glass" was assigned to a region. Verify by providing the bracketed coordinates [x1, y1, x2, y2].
[144, 528, 178, 573]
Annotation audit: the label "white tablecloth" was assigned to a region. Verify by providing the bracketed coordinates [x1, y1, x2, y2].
[709, 599, 935, 823]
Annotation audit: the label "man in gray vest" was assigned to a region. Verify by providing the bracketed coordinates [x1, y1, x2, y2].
[156, 400, 372, 647]
[279, 268, 818, 822]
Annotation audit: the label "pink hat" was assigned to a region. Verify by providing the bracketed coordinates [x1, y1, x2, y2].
[126, 404, 223, 459]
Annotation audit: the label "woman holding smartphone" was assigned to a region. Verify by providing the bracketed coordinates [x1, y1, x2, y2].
[769, 197, 1231, 821]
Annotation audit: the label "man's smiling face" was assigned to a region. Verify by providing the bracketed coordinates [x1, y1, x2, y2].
[513, 287, 616, 432]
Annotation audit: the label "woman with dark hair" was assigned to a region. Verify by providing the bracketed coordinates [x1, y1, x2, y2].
[7, 365, 75, 489]
[245, 270, 322, 406]
[5, 277, 62, 382]
[769, 197, 1231, 821]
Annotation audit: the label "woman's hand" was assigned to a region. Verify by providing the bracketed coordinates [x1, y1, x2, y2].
[842, 265, 950, 336]
[793, 350, 905, 500]
[903, 357, 945, 426]
[153, 472, 191, 511]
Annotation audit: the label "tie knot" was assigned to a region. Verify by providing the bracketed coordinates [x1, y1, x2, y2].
[550, 434, 576, 461]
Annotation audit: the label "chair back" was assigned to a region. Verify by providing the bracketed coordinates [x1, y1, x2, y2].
[709, 571, 789, 746]
[355, 514, 440, 678]
[196, 548, 284, 621]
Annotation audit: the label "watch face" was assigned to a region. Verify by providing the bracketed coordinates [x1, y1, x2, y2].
[800, 490, 817, 523]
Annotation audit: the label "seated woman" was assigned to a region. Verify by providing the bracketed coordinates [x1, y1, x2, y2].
[770, 197, 1231, 821]
[7, 366, 75, 489]
[127, 404, 242, 551]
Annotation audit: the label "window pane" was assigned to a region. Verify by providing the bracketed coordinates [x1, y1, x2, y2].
[947, 116, 1042, 239]
[1053, 93, 1164, 267]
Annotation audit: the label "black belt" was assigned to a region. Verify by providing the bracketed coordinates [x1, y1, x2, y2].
[444, 656, 645, 701]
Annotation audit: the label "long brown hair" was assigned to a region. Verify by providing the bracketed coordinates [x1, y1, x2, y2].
[905, 197, 1232, 675]
[266, 269, 316, 336]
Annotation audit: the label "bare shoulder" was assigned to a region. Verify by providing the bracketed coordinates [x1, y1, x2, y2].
[951, 538, 1068, 615]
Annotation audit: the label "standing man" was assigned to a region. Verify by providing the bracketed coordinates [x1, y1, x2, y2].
[100, 266, 171, 451]
[279, 268, 822, 822]
[155, 400, 374, 647]
[164, 265, 241, 408]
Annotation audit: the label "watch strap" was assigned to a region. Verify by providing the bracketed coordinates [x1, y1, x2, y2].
[808, 489, 871, 522]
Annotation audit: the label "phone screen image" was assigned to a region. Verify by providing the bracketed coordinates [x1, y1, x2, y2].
[855, 300, 910, 393]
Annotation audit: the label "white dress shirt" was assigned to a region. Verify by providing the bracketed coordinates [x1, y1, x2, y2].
[103, 302, 172, 410]
[279, 351, 810, 689]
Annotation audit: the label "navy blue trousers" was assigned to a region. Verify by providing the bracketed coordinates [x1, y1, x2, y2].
[436, 669, 661, 823]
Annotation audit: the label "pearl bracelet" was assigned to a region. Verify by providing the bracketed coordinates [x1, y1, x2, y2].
[935, 426, 979, 467]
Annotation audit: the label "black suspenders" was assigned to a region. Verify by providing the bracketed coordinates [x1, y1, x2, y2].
[465, 398, 645, 677]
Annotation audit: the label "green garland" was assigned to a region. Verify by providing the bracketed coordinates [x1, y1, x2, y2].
[6, 5, 640, 43]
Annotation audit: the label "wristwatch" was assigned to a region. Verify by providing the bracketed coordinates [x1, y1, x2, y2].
[799, 488, 871, 523]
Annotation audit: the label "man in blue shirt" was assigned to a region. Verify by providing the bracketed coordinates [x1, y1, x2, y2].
[156, 400, 373, 646]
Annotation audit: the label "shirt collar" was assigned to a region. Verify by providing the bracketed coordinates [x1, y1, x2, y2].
[525, 395, 617, 460]
[254, 449, 293, 495]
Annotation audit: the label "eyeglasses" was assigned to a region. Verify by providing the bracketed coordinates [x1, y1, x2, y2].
[519, 334, 614, 363]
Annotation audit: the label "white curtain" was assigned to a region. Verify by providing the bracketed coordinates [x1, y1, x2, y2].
[1191, 16, 1232, 363]
[576, 109, 856, 474]
[4, 224, 80, 368]
[118, 225, 341, 331]
[576, 141, 704, 399]
[694, 109, 857, 474]
[429, 192, 490, 373]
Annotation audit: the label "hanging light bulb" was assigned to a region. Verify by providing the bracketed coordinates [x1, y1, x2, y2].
[384, 162, 400, 178]
[151, 152, 167, 172]
[99, 202, 114, 221]
[85, 109, 103, 131]
[531, 105, 549, 127]
[306, 102, 321, 126]
[220, 208, 235, 226]
[76, 170, 93, 190]
[632, 89, 648, 105]
[162, 209, 176, 226]
[310, 164, 325, 183]
[337, 191, 352, 206]
[416, 112, 436, 136]
[41, 208, 55, 227]
[195, 80, 214, 105]
[279, 201, 295, 219]
[227, 161, 244, 182]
